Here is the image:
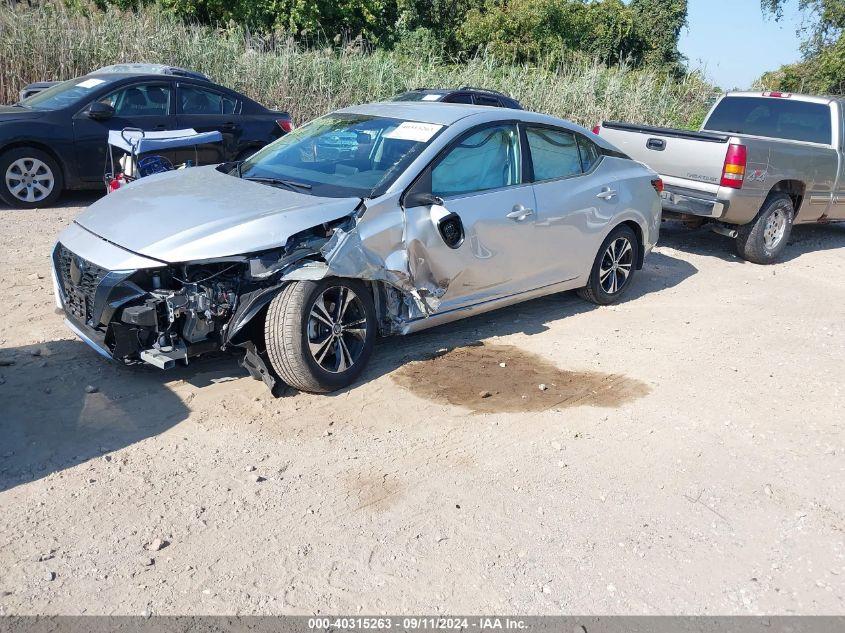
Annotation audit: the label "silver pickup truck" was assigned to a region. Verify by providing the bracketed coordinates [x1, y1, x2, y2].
[595, 91, 845, 263]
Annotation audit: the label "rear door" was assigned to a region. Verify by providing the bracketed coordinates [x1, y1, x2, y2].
[175, 82, 242, 163]
[526, 124, 619, 282]
[72, 80, 175, 183]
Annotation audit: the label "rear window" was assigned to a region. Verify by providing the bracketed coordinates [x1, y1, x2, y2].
[704, 97, 832, 145]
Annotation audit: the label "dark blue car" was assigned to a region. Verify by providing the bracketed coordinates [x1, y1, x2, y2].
[1, 69, 292, 208]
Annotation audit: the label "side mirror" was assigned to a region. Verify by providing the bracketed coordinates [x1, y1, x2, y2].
[87, 102, 115, 120]
[404, 191, 444, 208]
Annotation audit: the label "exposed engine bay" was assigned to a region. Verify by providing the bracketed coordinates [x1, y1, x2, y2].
[52, 208, 428, 393]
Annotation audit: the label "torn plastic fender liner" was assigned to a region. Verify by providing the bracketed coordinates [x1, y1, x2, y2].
[317, 224, 446, 316]
[226, 284, 285, 345]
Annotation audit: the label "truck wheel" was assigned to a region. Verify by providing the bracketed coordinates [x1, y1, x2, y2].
[264, 278, 377, 393]
[578, 224, 639, 305]
[735, 193, 794, 264]
[0, 147, 63, 209]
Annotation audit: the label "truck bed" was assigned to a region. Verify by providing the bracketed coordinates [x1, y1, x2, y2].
[598, 121, 732, 190]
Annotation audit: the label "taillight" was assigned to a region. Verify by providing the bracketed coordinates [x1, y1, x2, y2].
[276, 118, 293, 133]
[763, 91, 791, 98]
[592, 125, 601, 135]
[720, 143, 747, 189]
[651, 178, 664, 194]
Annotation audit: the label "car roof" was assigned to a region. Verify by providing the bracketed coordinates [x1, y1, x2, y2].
[338, 101, 513, 125]
[85, 72, 214, 86]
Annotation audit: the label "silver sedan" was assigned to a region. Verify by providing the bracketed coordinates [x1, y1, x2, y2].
[52, 102, 662, 393]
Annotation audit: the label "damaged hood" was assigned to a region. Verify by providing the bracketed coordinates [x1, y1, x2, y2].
[75, 166, 361, 263]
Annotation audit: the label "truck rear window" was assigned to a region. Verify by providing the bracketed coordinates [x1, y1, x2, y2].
[704, 97, 832, 145]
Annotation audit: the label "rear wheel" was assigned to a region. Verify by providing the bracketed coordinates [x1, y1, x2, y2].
[578, 224, 639, 305]
[0, 147, 63, 208]
[735, 193, 793, 264]
[264, 278, 377, 393]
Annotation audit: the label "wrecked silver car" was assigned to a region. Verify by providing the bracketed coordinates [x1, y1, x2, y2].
[52, 102, 662, 393]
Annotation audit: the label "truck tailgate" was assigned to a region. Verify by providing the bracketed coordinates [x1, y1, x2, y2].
[598, 122, 731, 188]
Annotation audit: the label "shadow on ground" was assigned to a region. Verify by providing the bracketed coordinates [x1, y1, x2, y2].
[0, 338, 239, 493]
[346, 249, 697, 397]
[658, 219, 845, 264]
[0, 250, 695, 491]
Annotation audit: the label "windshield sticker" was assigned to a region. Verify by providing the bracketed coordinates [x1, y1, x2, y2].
[422, 94, 440, 101]
[385, 121, 443, 142]
[77, 78, 106, 89]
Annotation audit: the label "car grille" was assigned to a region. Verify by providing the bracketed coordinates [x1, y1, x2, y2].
[53, 243, 109, 325]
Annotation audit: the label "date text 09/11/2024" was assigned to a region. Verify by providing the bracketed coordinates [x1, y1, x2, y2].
[306, 617, 528, 630]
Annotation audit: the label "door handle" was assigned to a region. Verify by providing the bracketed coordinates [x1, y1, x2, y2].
[597, 187, 617, 201]
[154, 124, 167, 131]
[221, 122, 236, 131]
[506, 204, 534, 221]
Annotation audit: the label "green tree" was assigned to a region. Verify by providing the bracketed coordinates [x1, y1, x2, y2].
[630, 0, 688, 67]
[759, 0, 845, 93]
[457, 0, 685, 69]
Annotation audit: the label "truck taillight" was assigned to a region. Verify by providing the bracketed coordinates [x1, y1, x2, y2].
[592, 125, 601, 135]
[651, 178, 664, 194]
[720, 143, 747, 189]
[763, 91, 791, 98]
[277, 118, 293, 133]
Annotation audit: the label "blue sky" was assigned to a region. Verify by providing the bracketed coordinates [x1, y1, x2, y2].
[678, 0, 805, 89]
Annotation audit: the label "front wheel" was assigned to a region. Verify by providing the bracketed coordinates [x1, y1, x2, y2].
[578, 224, 639, 305]
[264, 278, 377, 393]
[0, 147, 63, 208]
[735, 193, 794, 264]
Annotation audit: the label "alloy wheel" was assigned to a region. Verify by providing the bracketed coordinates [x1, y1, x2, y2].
[4, 157, 54, 203]
[306, 285, 369, 373]
[763, 208, 787, 250]
[599, 236, 634, 295]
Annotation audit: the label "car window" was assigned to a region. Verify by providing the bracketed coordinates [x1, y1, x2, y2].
[21, 77, 118, 111]
[704, 96, 833, 145]
[241, 114, 442, 198]
[474, 94, 501, 107]
[526, 126, 582, 181]
[99, 84, 171, 117]
[179, 85, 237, 115]
[443, 93, 473, 104]
[432, 124, 521, 197]
[577, 135, 601, 172]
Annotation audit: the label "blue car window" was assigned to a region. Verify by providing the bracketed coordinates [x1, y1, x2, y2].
[432, 124, 521, 197]
[526, 127, 582, 181]
[577, 135, 601, 172]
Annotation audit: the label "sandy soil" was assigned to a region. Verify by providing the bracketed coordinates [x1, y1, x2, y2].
[0, 194, 843, 615]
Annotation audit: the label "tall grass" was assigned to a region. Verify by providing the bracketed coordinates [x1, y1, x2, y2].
[0, 2, 716, 128]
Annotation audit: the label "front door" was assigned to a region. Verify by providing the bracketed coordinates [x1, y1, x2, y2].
[404, 122, 539, 312]
[72, 82, 175, 183]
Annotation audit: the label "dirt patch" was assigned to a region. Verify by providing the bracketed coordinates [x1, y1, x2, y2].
[391, 343, 650, 413]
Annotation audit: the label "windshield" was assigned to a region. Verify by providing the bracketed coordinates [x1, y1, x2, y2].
[20, 76, 112, 110]
[240, 114, 444, 197]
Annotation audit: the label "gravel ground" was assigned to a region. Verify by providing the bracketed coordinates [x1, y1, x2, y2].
[0, 195, 843, 615]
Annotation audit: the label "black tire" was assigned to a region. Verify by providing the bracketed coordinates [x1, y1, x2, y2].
[735, 193, 794, 264]
[264, 278, 377, 393]
[578, 224, 639, 305]
[0, 147, 63, 209]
